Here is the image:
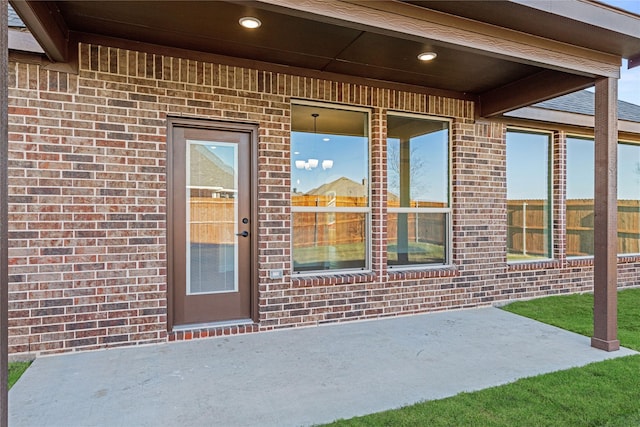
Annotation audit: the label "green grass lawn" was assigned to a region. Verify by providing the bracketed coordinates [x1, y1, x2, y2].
[8, 361, 31, 390]
[325, 288, 640, 427]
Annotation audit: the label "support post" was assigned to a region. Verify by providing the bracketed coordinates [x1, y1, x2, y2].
[591, 77, 620, 352]
[1, 0, 9, 423]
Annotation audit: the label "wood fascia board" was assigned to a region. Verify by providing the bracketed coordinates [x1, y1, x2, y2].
[9, 0, 68, 62]
[513, 0, 640, 40]
[504, 107, 640, 135]
[73, 31, 477, 102]
[479, 70, 594, 117]
[254, 0, 621, 78]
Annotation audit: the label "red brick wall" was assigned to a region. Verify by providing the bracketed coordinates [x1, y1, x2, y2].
[7, 43, 640, 356]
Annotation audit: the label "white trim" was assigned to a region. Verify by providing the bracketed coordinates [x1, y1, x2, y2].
[290, 100, 373, 275]
[385, 112, 453, 267]
[292, 206, 370, 213]
[506, 127, 555, 263]
[388, 207, 451, 214]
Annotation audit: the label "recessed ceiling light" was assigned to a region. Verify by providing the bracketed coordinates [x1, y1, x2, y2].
[239, 17, 262, 29]
[417, 52, 437, 61]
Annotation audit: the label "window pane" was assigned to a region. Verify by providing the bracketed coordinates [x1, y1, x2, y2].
[506, 130, 551, 261]
[291, 104, 368, 207]
[618, 142, 640, 254]
[387, 116, 448, 208]
[387, 212, 446, 266]
[566, 137, 594, 257]
[292, 212, 366, 272]
[386, 115, 449, 268]
[291, 104, 370, 274]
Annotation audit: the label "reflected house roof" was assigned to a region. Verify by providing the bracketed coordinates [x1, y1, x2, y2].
[304, 176, 401, 203]
[306, 177, 366, 197]
[189, 145, 235, 192]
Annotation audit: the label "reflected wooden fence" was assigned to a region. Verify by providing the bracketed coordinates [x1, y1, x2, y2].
[189, 197, 235, 245]
[293, 195, 366, 248]
[508, 199, 640, 256]
[188, 197, 640, 255]
[189, 196, 448, 248]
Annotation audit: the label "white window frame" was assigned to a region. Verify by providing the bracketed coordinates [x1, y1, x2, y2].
[506, 127, 554, 263]
[291, 100, 372, 275]
[386, 112, 452, 269]
[566, 133, 596, 260]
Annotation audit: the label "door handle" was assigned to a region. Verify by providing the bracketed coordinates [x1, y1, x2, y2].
[236, 230, 249, 237]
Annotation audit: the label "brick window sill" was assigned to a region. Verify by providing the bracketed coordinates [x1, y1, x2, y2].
[617, 254, 640, 264]
[291, 271, 376, 287]
[387, 265, 459, 280]
[566, 257, 594, 267]
[508, 259, 561, 271]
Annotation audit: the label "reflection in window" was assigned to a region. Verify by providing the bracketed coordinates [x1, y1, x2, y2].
[386, 114, 449, 267]
[506, 130, 552, 261]
[187, 141, 238, 293]
[567, 136, 594, 257]
[292, 212, 366, 271]
[291, 104, 369, 273]
[618, 142, 640, 254]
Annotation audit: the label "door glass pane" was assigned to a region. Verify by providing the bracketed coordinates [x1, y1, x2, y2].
[186, 140, 238, 294]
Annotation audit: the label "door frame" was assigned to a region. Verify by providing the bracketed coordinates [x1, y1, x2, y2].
[166, 117, 259, 331]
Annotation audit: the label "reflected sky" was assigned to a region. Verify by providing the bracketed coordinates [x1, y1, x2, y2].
[291, 132, 368, 194]
[387, 130, 448, 203]
[507, 131, 549, 200]
[509, 134, 640, 201]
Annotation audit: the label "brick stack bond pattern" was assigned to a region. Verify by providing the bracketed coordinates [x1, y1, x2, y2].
[7, 43, 640, 356]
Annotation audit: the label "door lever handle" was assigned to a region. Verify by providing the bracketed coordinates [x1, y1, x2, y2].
[236, 230, 249, 237]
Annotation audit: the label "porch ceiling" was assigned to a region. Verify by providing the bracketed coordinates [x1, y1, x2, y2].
[10, 0, 640, 117]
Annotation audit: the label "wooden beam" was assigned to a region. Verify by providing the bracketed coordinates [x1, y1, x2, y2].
[591, 77, 620, 352]
[254, 0, 621, 78]
[1, 0, 9, 425]
[505, 106, 640, 136]
[629, 53, 640, 69]
[479, 70, 594, 118]
[9, 0, 68, 62]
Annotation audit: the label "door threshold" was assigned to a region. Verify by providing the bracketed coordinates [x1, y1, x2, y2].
[172, 319, 255, 332]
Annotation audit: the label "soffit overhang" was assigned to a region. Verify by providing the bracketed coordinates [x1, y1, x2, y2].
[9, 0, 640, 117]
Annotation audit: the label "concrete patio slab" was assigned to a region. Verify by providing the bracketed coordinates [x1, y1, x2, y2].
[9, 307, 637, 427]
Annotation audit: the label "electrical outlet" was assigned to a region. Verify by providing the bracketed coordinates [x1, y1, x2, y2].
[269, 269, 283, 279]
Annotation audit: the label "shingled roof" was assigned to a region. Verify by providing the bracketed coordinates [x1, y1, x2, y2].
[8, 4, 24, 28]
[534, 90, 640, 123]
